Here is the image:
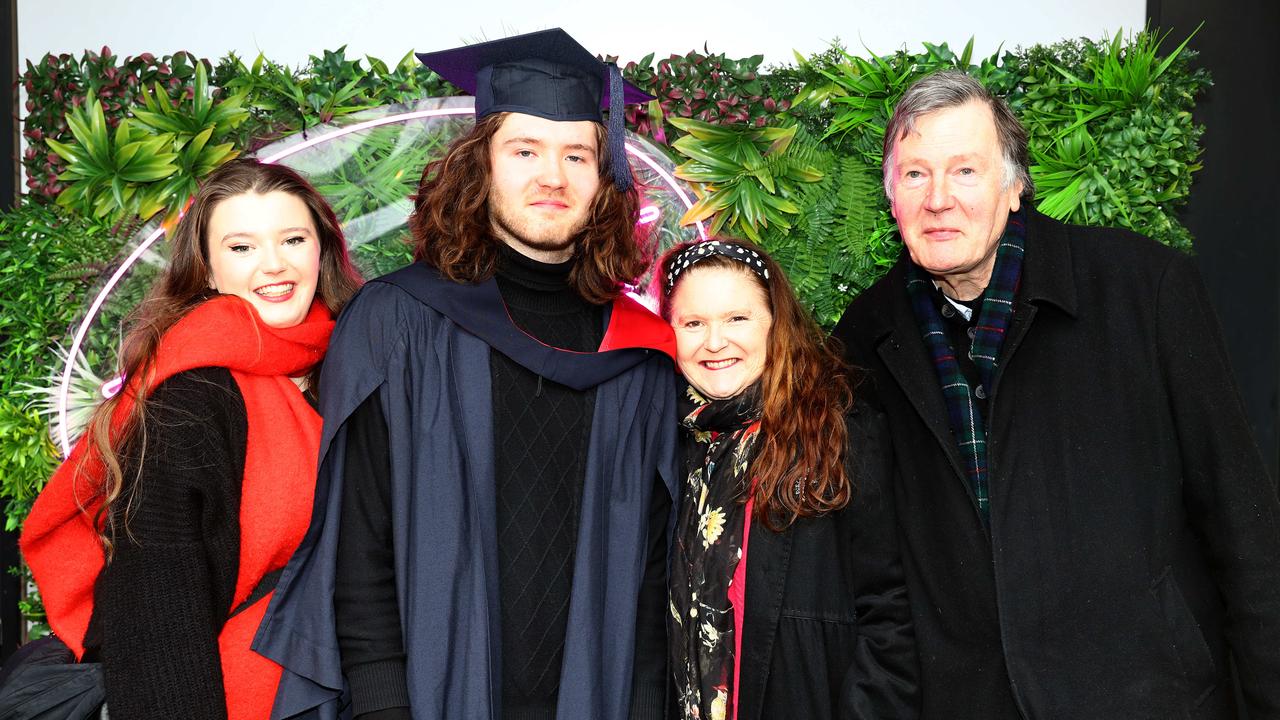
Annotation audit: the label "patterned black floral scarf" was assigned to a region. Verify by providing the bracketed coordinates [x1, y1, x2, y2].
[670, 381, 763, 720]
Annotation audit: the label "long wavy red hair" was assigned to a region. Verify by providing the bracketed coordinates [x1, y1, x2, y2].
[659, 238, 854, 529]
[409, 112, 651, 303]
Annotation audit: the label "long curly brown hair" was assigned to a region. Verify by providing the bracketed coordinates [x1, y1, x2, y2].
[83, 159, 364, 553]
[409, 112, 651, 303]
[659, 238, 854, 530]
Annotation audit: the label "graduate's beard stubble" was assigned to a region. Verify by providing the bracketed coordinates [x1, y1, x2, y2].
[490, 208, 585, 257]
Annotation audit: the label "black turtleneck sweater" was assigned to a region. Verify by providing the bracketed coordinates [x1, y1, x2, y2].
[335, 247, 669, 720]
[490, 247, 602, 718]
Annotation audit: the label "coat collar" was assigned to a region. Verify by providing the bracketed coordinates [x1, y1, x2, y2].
[1019, 208, 1078, 318]
[859, 208, 1079, 511]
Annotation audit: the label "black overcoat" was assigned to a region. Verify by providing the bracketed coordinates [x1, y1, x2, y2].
[832, 210, 1280, 719]
[733, 402, 920, 720]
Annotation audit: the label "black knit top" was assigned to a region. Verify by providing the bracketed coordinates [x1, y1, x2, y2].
[82, 366, 248, 720]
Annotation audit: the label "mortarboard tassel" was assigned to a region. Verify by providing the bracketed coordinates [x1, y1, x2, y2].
[607, 63, 633, 192]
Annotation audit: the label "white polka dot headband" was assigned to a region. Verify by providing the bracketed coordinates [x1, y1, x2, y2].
[664, 241, 770, 295]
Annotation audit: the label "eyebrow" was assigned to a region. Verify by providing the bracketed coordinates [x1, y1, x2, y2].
[502, 137, 597, 155]
[220, 227, 314, 243]
[899, 152, 982, 166]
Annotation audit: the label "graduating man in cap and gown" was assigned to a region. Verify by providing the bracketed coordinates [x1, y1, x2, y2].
[253, 29, 678, 720]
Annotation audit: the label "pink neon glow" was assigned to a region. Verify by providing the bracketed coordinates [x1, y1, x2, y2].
[638, 205, 661, 224]
[626, 144, 709, 242]
[101, 376, 124, 399]
[57, 227, 165, 455]
[58, 105, 707, 455]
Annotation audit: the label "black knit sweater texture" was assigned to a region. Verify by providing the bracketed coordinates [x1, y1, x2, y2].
[83, 366, 248, 720]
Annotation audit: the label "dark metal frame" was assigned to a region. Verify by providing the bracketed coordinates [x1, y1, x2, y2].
[2, 0, 22, 664]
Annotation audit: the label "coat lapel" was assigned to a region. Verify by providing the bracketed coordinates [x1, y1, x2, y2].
[872, 263, 969, 488]
[738, 521, 794, 720]
[989, 210, 1078, 412]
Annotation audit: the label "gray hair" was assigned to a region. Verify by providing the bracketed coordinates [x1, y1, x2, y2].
[882, 70, 1034, 203]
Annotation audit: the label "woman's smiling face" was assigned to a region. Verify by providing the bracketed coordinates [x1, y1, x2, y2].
[206, 190, 322, 328]
[668, 265, 773, 400]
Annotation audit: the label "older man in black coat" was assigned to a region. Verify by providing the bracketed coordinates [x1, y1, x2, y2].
[833, 70, 1280, 719]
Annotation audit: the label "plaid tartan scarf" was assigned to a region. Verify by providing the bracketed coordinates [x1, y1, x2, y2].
[905, 210, 1026, 524]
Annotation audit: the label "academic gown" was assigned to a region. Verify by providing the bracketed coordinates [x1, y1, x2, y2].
[252, 262, 678, 720]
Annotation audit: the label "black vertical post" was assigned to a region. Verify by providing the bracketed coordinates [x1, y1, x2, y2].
[1, 0, 22, 663]
[2, 0, 14, 207]
[1147, 0, 1280, 482]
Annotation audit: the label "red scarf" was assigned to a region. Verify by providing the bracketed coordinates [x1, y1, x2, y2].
[21, 295, 333, 719]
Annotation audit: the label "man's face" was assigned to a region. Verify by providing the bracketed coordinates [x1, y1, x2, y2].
[888, 100, 1023, 295]
[487, 113, 602, 263]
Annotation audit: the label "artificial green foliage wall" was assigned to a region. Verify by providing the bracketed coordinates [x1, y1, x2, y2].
[667, 29, 1208, 325]
[619, 50, 787, 144]
[6, 28, 1208, 541]
[0, 202, 122, 531]
[20, 49, 208, 199]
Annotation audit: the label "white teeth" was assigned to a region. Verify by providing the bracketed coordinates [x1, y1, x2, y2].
[703, 358, 737, 370]
[256, 283, 294, 297]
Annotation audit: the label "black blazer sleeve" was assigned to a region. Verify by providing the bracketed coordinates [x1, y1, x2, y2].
[1158, 253, 1280, 716]
[94, 367, 246, 720]
[840, 400, 920, 720]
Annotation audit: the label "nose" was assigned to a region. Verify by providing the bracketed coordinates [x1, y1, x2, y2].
[705, 323, 728, 352]
[260, 242, 288, 274]
[537, 156, 567, 190]
[924, 176, 954, 213]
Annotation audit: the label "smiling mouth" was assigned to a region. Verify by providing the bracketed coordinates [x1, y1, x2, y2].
[255, 282, 296, 301]
[701, 358, 739, 370]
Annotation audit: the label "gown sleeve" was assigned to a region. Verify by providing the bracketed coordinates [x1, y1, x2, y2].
[334, 389, 412, 720]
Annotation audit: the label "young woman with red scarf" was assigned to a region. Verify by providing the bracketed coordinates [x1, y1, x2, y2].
[19, 159, 363, 720]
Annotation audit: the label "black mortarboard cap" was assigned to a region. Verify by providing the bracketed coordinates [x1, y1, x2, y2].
[416, 28, 652, 190]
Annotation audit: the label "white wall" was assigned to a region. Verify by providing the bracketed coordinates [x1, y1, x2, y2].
[19, 0, 1145, 72]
